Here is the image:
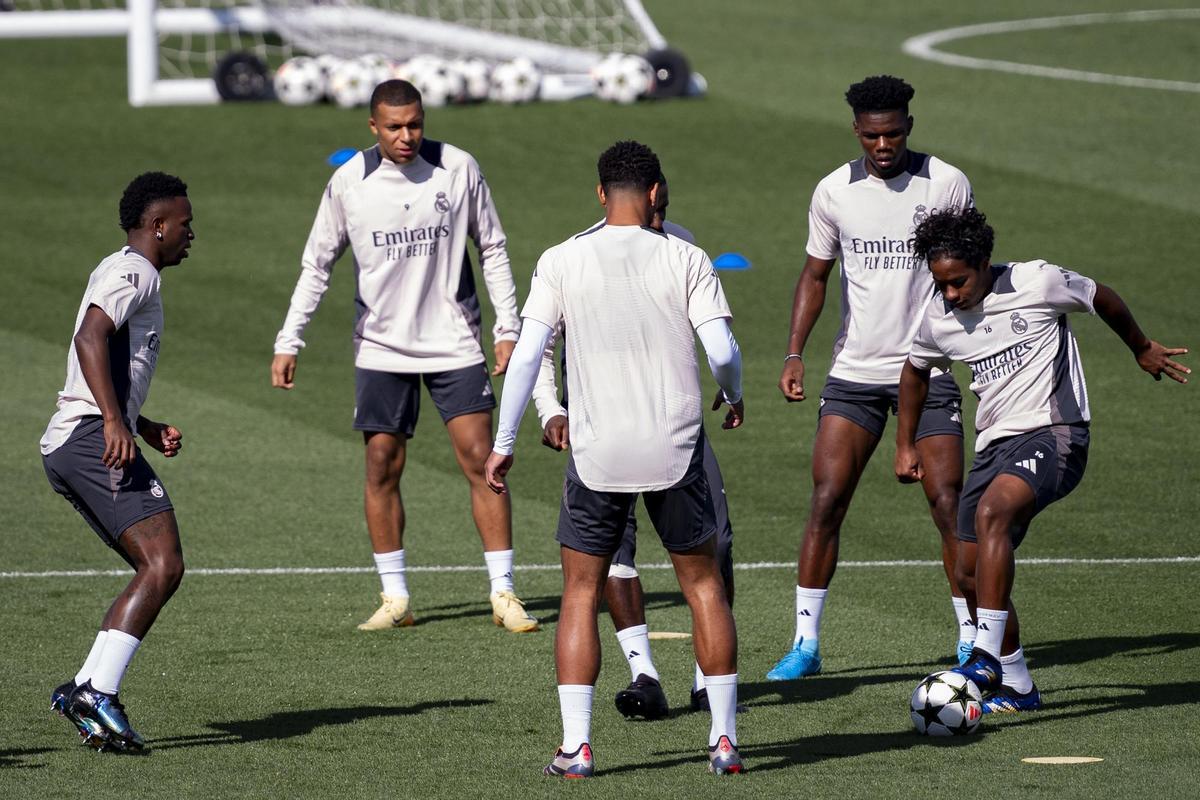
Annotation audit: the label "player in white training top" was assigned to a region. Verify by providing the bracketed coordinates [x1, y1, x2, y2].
[42, 172, 193, 751]
[897, 207, 1188, 713]
[271, 80, 537, 633]
[484, 141, 745, 777]
[533, 174, 738, 721]
[769, 75, 977, 681]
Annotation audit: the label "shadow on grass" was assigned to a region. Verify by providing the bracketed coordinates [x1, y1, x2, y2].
[151, 699, 492, 750]
[998, 680, 1200, 727]
[0, 747, 54, 770]
[601, 728, 980, 775]
[1025, 633, 1200, 669]
[414, 595, 561, 626]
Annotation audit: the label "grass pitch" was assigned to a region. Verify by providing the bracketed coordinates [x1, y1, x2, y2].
[1, 1, 1198, 797]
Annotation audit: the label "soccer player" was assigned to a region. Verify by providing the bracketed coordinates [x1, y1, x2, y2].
[271, 79, 538, 633]
[42, 172, 194, 751]
[485, 141, 745, 776]
[897, 207, 1189, 711]
[768, 75, 976, 681]
[531, 174, 737, 719]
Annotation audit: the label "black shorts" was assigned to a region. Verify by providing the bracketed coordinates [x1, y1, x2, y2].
[354, 363, 495, 436]
[610, 435, 733, 586]
[957, 424, 1090, 549]
[557, 431, 717, 557]
[818, 373, 963, 440]
[42, 416, 174, 548]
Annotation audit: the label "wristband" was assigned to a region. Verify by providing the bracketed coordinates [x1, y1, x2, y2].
[784, 353, 803, 362]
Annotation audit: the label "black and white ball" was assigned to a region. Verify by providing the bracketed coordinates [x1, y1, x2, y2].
[910, 670, 984, 736]
[489, 58, 541, 104]
[328, 59, 373, 108]
[591, 53, 654, 104]
[273, 56, 324, 106]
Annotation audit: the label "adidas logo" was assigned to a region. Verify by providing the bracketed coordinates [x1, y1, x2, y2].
[961, 620, 975, 627]
[627, 651, 639, 660]
[798, 609, 812, 617]
[978, 622, 989, 631]
[1016, 458, 1038, 474]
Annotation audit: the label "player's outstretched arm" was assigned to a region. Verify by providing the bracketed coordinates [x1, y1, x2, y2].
[697, 317, 744, 429]
[894, 359, 932, 483]
[487, 319, 557, 493]
[780, 255, 836, 402]
[136, 416, 183, 458]
[1092, 283, 1190, 384]
[74, 306, 136, 470]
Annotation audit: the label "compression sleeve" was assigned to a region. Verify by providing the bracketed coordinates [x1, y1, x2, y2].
[696, 317, 743, 404]
[531, 321, 567, 428]
[493, 319, 555, 455]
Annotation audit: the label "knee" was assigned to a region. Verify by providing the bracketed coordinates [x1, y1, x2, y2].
[146, 552, 185, 596]
[975, 501, 1013, 541]
[808, 484, 849, 530]
[364, 453, 402, 490]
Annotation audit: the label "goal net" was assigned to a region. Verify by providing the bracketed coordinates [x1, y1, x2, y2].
[0, 0, 675, 105]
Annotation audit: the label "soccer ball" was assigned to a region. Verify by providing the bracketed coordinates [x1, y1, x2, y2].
[328, 59, 373, 108]
[592, 53, 654, 104]
[452, 58, 492, 103]
[404, 56, 465, 108]
[273, 56, 324, 106]
[489, 58, 541, 104]
[909, 670, 984, 736]
[358, 53, 394, 91]
[314, 54, 343, 101]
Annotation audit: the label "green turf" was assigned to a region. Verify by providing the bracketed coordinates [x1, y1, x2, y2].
[1, 0, 1198, 796]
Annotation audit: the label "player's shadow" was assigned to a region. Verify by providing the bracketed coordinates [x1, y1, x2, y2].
[1023, 633, 1200, 669]
[410, 596, 561, 626]
[998, 679, 1200, 727]
[602, 728, 979, 775]
[150, 699, 491, 751]
[0, 747, 54, 770]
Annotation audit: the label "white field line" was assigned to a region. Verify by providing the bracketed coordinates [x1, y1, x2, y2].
[2, 556, 1197, 579]
[902, 9, 1200, 93]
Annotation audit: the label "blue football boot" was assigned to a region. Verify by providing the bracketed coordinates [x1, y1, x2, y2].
[51, 679, 93, 740]
[69, 682, 145, 752]
[956, 639, 975, 666]
[983, 683, 1042, 714]
[766, 639, 822, 681]
[952, 649, 1003, 693]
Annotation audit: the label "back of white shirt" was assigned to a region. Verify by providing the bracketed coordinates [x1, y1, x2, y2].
[521, 224, 731, 491]
[807, 152, 973, 384]
[41, 248, 163, 454]
[908, 260, 1096, 452]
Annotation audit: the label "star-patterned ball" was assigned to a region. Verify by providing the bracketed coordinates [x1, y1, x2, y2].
[910, 670, 984, 736]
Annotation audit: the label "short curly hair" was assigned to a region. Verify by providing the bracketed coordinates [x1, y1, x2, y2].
[597, 140, 661, 193]
[119, 172, 188, 232]
[845, 75, 915, 115]
[371, 79, 423, 113]
[911, 207, 995, 267]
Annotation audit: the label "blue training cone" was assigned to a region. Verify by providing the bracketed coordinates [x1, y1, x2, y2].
[713, 252, 751, 271]
[327, 147, 358, 167]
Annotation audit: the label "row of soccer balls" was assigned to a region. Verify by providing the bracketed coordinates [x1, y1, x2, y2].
[274, 52, 656, 108]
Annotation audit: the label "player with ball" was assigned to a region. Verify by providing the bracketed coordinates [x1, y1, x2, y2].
[896, 207, 1188, 715]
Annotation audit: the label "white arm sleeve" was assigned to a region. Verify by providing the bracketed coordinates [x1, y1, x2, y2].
[274, 182, 350, 355]
[531, 321, 567, 428]
[696, 317, 743, 404]
[493, 319, 555, 455]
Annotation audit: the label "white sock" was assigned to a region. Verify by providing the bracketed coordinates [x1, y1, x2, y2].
[90, 629, 141, 695]
[558, 684, 594, 751]
[694, 662, 706, 692]
[74, 631, 108, 686]
[794, 586, 827, 647]
[974, 608, 1008, 659]
[373, 549, 409, 597]
[615, 624, 658, 682]
[705, 673, 738, 746]
[1000, 647, 1034, 694]
[952, 596, 977, 643]
[484, 549, 515, 594]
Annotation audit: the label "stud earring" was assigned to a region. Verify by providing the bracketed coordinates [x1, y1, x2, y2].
[156, 231, 163, 241]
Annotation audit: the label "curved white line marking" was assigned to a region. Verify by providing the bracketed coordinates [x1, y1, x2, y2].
[903, 9, 1200, 93]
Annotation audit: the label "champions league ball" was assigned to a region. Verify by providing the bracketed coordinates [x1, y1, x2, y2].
[404, 56, 465, 108]
[273, 56, 324, 106]
[358, 53, 394, 90]
[910, 671, 984, 736]
[592, 53, 654, 104]
[489, 58, 541, 104]
[328, 59, 373, 108]
[452, 57, 492, 103]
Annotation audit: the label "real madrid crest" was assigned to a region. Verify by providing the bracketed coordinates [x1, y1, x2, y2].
[1010, 312, 1028, 334]
[434, 191, 450, 213]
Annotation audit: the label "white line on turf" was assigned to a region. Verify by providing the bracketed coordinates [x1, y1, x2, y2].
[902, 9, 1200, 93]
[2, 556, 1197, 579]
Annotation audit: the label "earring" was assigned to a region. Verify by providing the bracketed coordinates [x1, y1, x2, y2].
[155, 230, 163, 241]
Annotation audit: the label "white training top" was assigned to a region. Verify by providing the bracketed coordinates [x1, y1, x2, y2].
[531, 219, 697, 427]
[41, 247, 163, 455]
[520, 223, 731, 491]
[908, 260, 1097, 452]
[274, 140, 522, 373]
[807, 152, 974, 384]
